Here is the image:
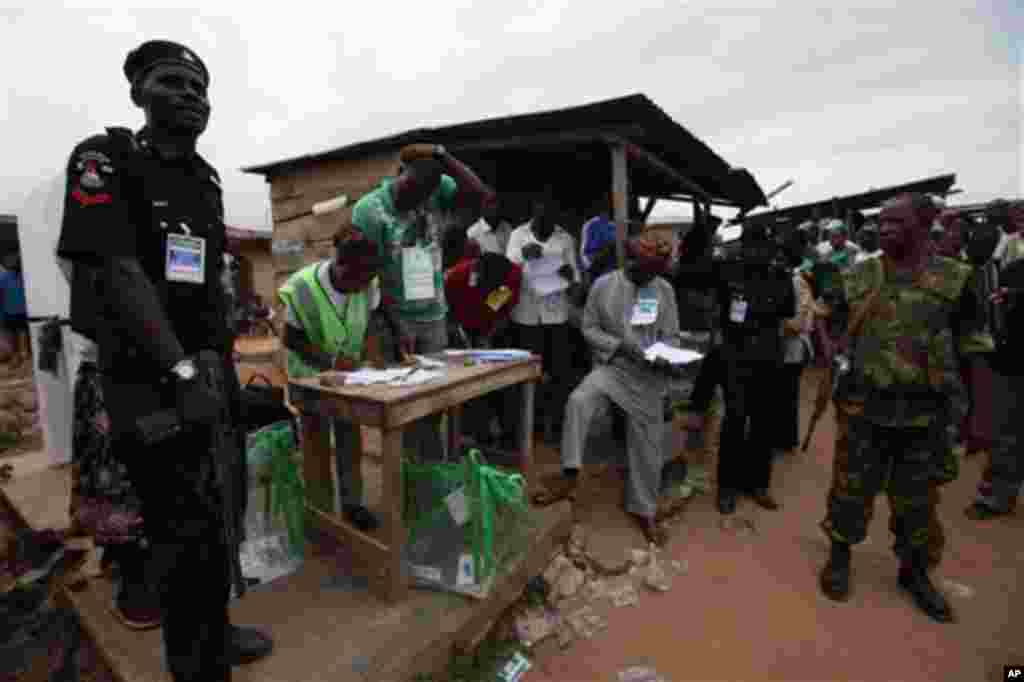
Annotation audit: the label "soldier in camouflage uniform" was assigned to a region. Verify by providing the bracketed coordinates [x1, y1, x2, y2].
[817, 194, 993, 623]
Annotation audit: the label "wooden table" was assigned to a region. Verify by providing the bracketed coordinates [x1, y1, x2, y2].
[287, 355, 542, 602]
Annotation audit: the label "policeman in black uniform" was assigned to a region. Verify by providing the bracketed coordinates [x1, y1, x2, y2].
[56, 40, 272, 681]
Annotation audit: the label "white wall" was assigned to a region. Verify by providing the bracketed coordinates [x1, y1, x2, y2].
[17, 173, 75, 465]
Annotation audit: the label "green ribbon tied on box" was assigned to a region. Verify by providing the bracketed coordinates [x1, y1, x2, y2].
[467, 449, 527, 581]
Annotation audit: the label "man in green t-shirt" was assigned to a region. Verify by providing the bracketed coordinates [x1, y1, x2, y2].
[352, 144, 494, 461]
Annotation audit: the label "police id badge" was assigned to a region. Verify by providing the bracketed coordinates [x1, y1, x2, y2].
[166, 233, 206, 284]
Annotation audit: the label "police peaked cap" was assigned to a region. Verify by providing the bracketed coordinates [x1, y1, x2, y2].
[124, 40, 209, 86]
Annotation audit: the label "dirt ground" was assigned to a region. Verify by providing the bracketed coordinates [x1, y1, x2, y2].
[519, 367, 1024, 682]
[3, 366, 1022, 682]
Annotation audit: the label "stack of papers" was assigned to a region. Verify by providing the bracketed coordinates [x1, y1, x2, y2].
[644, 342, 703, 365]
[444, 349, 532, 362]
[342, 367, 446, 386]
[525, 255, 569, 297]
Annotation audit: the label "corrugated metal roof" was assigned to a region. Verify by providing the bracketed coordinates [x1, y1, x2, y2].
[241, 94, 767, 211]
[744, 174, 957, 227]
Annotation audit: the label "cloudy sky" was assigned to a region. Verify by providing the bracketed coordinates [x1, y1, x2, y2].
[2, 1, 1021, 231]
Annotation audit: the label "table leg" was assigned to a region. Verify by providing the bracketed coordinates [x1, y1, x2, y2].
[448, 407, 462, 458]
[380, 427, 409, 601]
[301, 415, 335, 515]
[520, 379, 536, 493]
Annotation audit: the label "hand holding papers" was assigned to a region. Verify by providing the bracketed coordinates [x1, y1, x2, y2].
[643, 342, 703, 366]
[525, 255, 570, 297]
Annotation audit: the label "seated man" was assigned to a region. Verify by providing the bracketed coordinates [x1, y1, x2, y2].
[278, 231, 386, 531]
[536, 235, 681, 546]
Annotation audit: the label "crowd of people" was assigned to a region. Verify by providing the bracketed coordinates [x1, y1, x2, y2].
[26, 37, 1020, 682]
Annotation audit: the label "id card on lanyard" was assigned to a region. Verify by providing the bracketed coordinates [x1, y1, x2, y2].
[402, 246, 436, 301]
[166, 233, 206, 284]
[631, 287, 658, 326]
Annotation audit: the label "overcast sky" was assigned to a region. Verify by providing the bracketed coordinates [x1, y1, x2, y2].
[3, 1, 1022, 230]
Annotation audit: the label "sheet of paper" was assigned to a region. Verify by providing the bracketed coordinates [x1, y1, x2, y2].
[526, 255, 569, 296]
[644, 342, 703, 365]
[412, 355, 447, 369]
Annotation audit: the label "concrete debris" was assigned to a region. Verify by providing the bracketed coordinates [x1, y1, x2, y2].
[629, 548, 651, 566]
[543, 554, 573, 587]
[670, 559, 689, 575]
[644, 556, 672, 593]
[618, 665, 669, 682]
[941, 579, 975, 599]
[554, 565, 586, 601]
[514, 608, 559, 648]
[556, 622, 575, 649]
[608, 581, 639, 608]
[583, 578, 608, 601]
[565, 605, 607, 640]
[567, 523, 588, 558]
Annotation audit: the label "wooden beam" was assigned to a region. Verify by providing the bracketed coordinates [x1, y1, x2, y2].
[447, 125, 646, 154]
[611, 142, 629, 269]
[603, 135, 713, 204]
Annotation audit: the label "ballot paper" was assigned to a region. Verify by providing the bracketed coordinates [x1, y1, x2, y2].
[342, 367, 445, 386]
[412, 355, 447, 369]
[644, 342, 703, 365]
[525, 255, 569, 297]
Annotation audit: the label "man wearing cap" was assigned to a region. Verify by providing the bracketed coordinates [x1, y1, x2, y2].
[56, 40, 272, 680]
[816, 220, 863, 272]
[535, 234, 681, 546]
[351, 144, 494, 462]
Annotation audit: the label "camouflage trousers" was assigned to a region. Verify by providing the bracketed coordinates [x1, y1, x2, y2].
[821, 409, 942, 565]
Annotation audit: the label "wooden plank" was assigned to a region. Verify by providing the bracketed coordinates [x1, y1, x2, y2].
[271, 182, 379, 224]
[379, 427, 407, 602]
[520, 380, 536, 493]
[301, 415, 335, 513]
[2, 455, 573, 682]
[611, 142, 629, 269]
[384, 362, 541, 429]
[448, 126, 646, 154]
[376, 500, 573, 680]
[272, 214, 312, 243]
[609, 136, 713, 204]
[269, 176, 298, 201]
[289, 382, 388, 427]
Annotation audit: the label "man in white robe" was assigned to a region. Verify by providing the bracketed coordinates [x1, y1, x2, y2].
[536, 235, 681, 545]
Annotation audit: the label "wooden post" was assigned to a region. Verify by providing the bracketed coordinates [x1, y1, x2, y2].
[611, 143, 629, 269]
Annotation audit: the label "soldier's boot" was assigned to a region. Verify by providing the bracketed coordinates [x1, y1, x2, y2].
[819, 540, 851, 601]
[898, 549, 954, 623]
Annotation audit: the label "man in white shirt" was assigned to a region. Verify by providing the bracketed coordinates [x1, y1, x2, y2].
[506, 189, 581, 441]
[466, 196, 513, 256]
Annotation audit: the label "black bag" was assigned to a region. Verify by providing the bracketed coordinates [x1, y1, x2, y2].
[237, 374, 291, 432]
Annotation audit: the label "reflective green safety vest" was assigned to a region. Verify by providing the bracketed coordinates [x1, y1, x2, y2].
[278, 261, 375, 379]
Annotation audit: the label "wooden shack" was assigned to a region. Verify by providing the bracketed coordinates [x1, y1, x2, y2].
[242, 93, 769, 325]
[226, 225, 274, 305]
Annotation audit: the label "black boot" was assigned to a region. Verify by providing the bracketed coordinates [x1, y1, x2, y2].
[898, 551, 954, 623]
[228, 625, 274, 665]
[819, 541, 851, 601]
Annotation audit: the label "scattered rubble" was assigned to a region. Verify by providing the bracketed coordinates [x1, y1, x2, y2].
[618, 665, 669, 681]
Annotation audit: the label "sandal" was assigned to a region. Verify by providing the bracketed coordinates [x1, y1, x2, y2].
[629, 513, 668, 546]
[531, 473, 579, 506]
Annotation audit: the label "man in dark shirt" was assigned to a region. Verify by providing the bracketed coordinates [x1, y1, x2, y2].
[56, 40, 271, 681]
[670, 218, 796, 515]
